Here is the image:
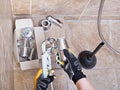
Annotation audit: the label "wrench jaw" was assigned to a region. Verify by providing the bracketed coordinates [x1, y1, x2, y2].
[41, 41, 52, 78]
[41, 39, 56, 90]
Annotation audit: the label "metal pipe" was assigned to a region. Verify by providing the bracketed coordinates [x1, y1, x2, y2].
[57, 38, 69, 50]
[20, 38, 30, 58]
[28, 48, 35, 60]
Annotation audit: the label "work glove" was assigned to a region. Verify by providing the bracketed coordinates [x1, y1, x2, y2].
[63, 49, 86, 84]
[34, 69, 55, 90]
[36, 75, 54, 90]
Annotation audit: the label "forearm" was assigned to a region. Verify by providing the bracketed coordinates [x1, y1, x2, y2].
[76, 78, 95, 90]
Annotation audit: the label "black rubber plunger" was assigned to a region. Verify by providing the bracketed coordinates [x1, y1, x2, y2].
[78, 42, 104, 69]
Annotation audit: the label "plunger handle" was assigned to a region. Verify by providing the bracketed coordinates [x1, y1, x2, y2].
[90, 42, 104, 57]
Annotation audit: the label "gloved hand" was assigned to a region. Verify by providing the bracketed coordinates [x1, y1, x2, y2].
[36, 75, 54, 90]
[63, 49, 86, 84]
[34, 69, 55, 90]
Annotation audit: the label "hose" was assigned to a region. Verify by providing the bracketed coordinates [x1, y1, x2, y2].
[97, 0, 120, 55]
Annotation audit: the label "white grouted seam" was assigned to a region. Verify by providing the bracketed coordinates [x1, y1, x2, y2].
[10, 0, 14, 14]
[79, 0, 91, 20]
[29, 0, 32, 16]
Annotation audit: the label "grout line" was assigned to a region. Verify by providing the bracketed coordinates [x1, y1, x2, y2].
[64, 20, 107, 22]
[10, 0, 14, 14]
[31, 14, 120, 17]
[64, 19, 120, 22]
[67, 77, 68, 90]
[82, 14, 120, 16]
[13, 14, 120, 23]
[108, 21, 113, 48]
[13, 14, 120, 19]
[114, 69, 119, 89]
[79, 0, 91, 19]
[29, 0, 32, 16]
[83, 67, 117, 70]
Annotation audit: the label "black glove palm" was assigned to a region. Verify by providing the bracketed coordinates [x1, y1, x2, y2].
[63, 49, 86, 84]
[36, 76, 54, 90]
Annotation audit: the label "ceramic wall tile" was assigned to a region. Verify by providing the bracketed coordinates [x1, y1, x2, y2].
[83, 0, 120, 16]
[12, 0, 30, 15]
[14, 70, 37, 90]
[0, 0, 13, 89]
[64, 21, 109, 54]
[84, 69, 118, 90]
[53, 69, 68, 90]
[31, 0, 89, 16]
[110, 21, 120, 51]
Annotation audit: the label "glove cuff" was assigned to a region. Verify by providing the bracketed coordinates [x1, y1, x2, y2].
[72, 71, 86, 84]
